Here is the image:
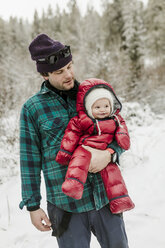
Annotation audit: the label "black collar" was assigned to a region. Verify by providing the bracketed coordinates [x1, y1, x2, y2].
[45, 80, 80, 101]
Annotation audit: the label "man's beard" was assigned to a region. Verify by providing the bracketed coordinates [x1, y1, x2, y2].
[62, 80, 80, 99]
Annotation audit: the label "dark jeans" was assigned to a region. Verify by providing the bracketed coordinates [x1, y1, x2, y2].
[47, 202, 129, 248]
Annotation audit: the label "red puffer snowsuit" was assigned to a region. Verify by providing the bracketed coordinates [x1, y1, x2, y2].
[56, 78, 135, 214]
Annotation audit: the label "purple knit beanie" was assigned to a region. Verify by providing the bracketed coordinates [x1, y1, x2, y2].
[29, 34, 72, 73]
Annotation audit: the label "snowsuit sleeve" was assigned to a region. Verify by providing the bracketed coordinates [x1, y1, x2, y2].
[19, 105, 42, 210]
[114, 114, 130, 150]
[56, 116, 83, 165]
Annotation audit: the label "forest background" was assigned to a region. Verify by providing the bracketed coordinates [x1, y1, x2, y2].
[0, 1, 165, 247]
[0, 0, 165, 193]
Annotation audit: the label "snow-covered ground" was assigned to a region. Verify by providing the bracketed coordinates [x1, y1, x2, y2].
[0, 105, 165, 248]
[122, 115, 165, 248]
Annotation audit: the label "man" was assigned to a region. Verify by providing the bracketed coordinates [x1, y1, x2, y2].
[19, 34, 129, 248]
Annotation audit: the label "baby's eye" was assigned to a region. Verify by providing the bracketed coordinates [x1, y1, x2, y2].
[96, 106, 100, 109]
[105, 105, 109, 108]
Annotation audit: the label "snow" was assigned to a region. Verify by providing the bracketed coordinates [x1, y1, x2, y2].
[0, 104, 165, 248]
[122, 115, 165, 248]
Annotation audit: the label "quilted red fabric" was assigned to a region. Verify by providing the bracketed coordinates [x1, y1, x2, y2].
[56, 78, 134, 213]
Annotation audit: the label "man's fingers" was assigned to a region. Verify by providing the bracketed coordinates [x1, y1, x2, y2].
[35, 222, 51, 232]
[88, 164, 98, 173]
[30, 208, 51, 232]
[34, 219, 51, 232]
[42, 214, 52, 227]
[41, 222, 51, 231]
[82, 145, 93, 152]
[89, 168, 98, 173]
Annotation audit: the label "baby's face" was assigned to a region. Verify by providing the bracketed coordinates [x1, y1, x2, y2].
[92, 98, 111, 119]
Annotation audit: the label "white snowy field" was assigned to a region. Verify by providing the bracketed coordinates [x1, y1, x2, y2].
[0, 108, 165, 248]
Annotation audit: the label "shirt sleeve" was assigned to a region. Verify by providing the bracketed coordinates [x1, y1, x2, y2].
[19, 105, 42, 210]
[107, 140, 125, 164]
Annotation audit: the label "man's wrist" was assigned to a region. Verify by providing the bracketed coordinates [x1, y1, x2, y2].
[27, 205, 40, 212]
[106, 148, 118, 163]
[106, 148, 115, 154]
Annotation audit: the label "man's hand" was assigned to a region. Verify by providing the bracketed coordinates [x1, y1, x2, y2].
[30, 208, 51, 232]
[82, 145, 111, 173]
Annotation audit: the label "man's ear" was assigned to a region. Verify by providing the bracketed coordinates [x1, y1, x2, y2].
[40, 72, 49, 81]
[43, 75, 49, 80]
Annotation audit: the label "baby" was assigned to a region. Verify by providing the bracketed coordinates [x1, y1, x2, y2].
[56, 78, 134, 214]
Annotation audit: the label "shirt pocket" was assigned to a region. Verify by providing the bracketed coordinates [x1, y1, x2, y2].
[41, 117, 68, 148]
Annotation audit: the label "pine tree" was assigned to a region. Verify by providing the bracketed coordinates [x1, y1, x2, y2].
[146, 0, 165, 65]
[101, 0, 124, 49]
[121, 0, 145, 96]
[51, 5, 63, 40]
[73, 5, 102, 81]
[32, 10, 41, 38]
[0, 18, 8, 61]
[64, 0, 82, 51]
[43, 4, 55, 37]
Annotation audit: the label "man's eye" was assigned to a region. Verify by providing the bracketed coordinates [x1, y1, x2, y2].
[56, 70, 62, 74]
[68, 64, 72, 70]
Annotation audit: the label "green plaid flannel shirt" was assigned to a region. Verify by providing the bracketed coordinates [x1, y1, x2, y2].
[19, 81, 124, 212]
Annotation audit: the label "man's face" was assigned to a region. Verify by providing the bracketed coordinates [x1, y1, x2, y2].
[44, 61, 75, 91]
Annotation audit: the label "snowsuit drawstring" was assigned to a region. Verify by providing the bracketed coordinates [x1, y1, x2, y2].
[113, 114, 123, 128]
[96, 119, 101, 135]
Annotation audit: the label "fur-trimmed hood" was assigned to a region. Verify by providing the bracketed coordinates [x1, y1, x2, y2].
[76, 78, 122, 118]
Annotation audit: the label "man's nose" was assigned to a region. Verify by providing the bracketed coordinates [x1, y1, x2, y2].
[64, 69, 72, 78]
